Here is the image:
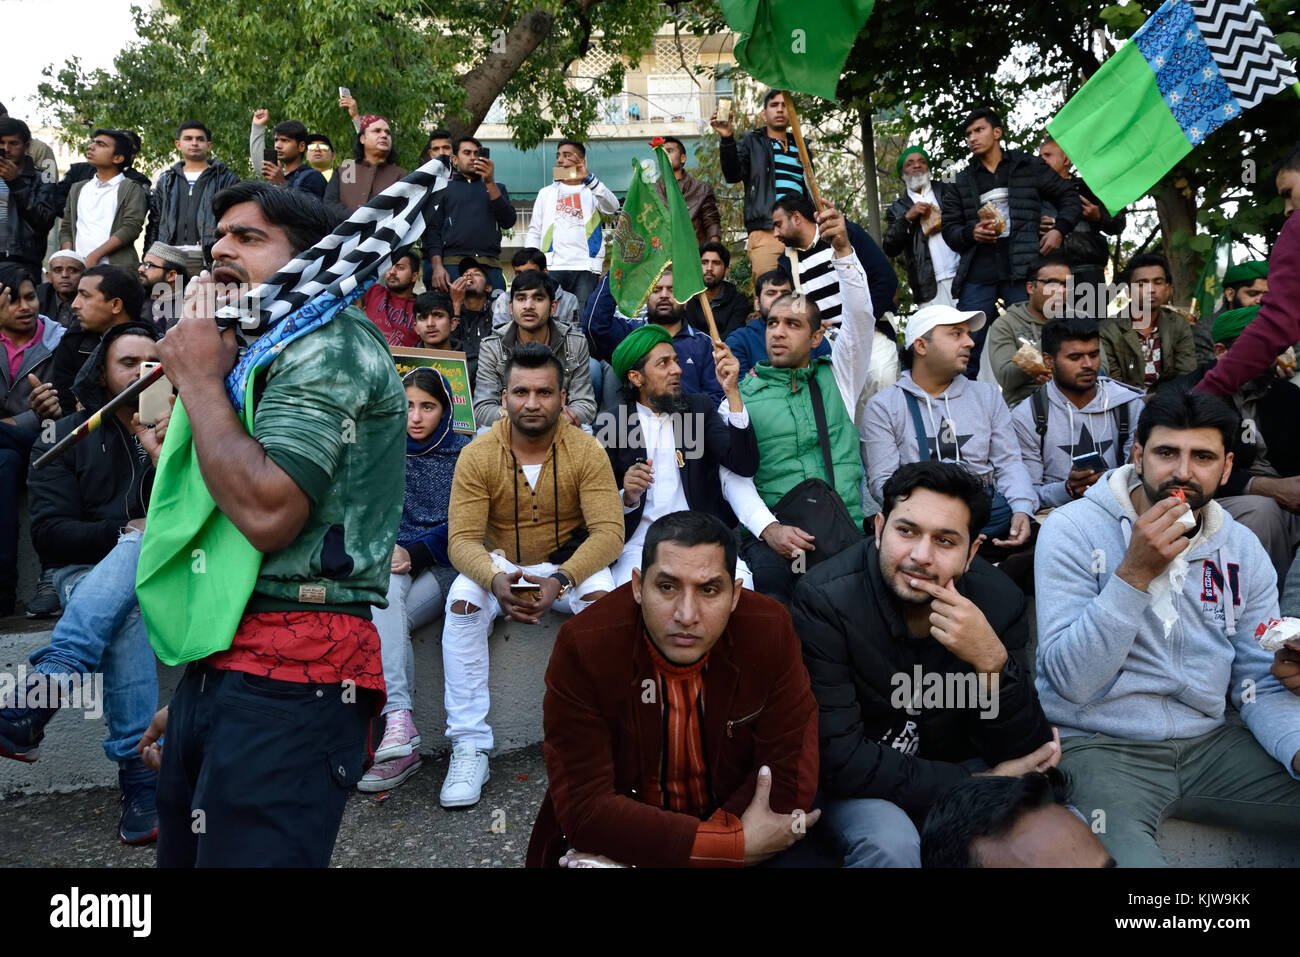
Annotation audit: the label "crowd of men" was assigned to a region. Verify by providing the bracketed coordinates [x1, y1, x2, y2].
[0, 89, 1299, 870]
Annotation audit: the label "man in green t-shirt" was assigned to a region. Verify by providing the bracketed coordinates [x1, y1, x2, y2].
[138, 182, 407, 867]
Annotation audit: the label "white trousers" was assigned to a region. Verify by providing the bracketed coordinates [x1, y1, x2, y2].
[441, 553, 615, 750]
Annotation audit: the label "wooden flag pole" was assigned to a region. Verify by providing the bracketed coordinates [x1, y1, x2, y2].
[782, 91, 824, 210]
[694, 291, 722, 344]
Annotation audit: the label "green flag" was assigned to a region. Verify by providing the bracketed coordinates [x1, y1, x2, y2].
[719, 0, 876, 100]
[608, 145, 705, 316]
[1193, 227, 1234, 322]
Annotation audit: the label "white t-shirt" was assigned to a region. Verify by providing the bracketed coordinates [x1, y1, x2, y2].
[907, 184, 960, 282]
[522, 463, 543, 489]
[74, 173, 124, 257]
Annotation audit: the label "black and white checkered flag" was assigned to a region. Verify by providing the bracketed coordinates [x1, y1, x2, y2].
[216, 158, 451, 330]
[1193, 0, 1298, 109]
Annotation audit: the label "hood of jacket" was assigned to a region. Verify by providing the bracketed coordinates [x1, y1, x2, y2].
[407, 367, 458, 454]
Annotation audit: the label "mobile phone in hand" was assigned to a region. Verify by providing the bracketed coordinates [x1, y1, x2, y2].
[1071, 451, 1108, 474]
[510, 581, 542, 602]
[263, 147, 278, 166]
[477, 147, 490, 159]
[137, 362, 172, 427]
[339, 86, 350, 99]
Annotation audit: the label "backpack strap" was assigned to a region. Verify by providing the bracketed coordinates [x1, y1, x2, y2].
[1030, 385, 1049, 457]
[902, 390, 934, 461]
[806, 371, 836, 485]
[1112, 400, 1131, 468]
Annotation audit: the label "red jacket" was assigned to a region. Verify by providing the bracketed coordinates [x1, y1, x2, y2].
[526, 583, 819, 868]
[1196, 212, 1299, 397]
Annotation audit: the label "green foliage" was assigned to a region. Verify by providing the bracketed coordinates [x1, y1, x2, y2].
[37, 0, 662, 177]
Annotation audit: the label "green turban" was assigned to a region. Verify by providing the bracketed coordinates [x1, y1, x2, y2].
[896, 146, 930, 178]
[1222, 260, 1268, 287]
[1212, 305, 1259, 343]
[612, 324, 674, 381]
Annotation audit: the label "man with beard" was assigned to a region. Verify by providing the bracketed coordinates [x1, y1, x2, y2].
[657, 136, 720, 246]
[36, 250, 84, 331]
[684, 243, 751, 340]
[1192, 260, 1269, 366]
[443, 342, 622, 807]
[473, 269, 595, 426]
[792, 462, 1056, 867]
[772, 194, 897, 330]
[884, 147, 960, 308]
[1035, 388, 1300, 866]
[362, 247, 420, 347]
[596, 324, 757, 587]
[137, 242, 203, 333]
[585, 266, 724, 404]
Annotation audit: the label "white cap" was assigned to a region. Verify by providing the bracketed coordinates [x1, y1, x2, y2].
[903, 303, 986, 349]
[47, 249, 86, 267]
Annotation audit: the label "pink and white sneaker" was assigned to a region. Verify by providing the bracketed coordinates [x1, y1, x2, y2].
[375, 709, 420, 762]
[359, 751, 421, 793]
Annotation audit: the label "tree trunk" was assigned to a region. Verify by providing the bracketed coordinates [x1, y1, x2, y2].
[451, 0, 602, 140]
[859, 105, 882, 243]
[1154, 182, 1199, 310]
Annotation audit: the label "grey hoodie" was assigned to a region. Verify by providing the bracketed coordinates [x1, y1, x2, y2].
[863, 370, 1036, 515]
[1035, 465, 1300, 776]
[1011, 377, 1145, 509]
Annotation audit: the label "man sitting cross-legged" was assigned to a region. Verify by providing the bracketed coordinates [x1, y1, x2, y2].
[527, 510, 821, 868]
[792, 461, 1056, 867]
[442, 342, 623, 808]
[1035, 387, 1300, 866]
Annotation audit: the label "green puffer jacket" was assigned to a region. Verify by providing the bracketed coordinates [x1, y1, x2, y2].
[742, 355, 865, 527]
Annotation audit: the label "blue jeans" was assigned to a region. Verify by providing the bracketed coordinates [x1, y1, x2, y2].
[444, 261, 505, 293]
[818, 796, 921, 867]
[956, 280, 1029, 379]
[30, 531, 157, 763]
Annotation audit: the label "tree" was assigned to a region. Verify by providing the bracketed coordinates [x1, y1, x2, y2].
[37, 0, 663, 176]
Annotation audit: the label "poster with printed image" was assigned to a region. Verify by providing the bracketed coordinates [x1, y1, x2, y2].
[391, 348, 476, 435]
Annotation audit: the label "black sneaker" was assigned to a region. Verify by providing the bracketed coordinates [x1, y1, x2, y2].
[118, 758, 158, 845]
[26, 570, 62, 620]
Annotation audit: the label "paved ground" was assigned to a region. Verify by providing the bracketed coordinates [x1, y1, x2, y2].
[0, 745, 549, 868]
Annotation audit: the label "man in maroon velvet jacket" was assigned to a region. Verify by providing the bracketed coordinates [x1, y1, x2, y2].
[527, 510, 820, 868]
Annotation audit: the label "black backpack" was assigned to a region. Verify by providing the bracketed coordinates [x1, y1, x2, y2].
[1030, 385, 1130, 466]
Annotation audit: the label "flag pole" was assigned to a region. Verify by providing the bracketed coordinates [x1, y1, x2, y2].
[694, 291, 722, 344]
[782, 91, 824, 209]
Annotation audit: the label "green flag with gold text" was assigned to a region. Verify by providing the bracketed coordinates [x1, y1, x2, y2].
[608, 145, 704, 316]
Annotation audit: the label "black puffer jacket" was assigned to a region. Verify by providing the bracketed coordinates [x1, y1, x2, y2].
[145, 158, 239, 250]
[940, 149, 1081, 296]
[28, 322, 161, 569]
[791, 538, 1052, 820]
[883, 180, 955, 304]
[719, 129, 813, 232]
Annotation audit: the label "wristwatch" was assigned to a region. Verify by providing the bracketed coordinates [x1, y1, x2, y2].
[550, 571, 574, 598]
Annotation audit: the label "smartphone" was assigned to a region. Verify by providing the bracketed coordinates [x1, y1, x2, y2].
[338, 86, 350, 99]
[553, 165, 581, 183]
[1071, 451, 1108, 474]
[716, 97, 732, 124]
[137, 362, 172, 427]
[263, 147, 278, 166]
[510, 582, 542, 602]
[478, 146, 490, 159]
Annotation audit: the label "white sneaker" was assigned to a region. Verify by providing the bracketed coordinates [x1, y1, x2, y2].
[440, 740, 489, 808]
[375, 709, 420, 762]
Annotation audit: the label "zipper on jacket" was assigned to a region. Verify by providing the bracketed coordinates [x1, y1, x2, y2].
[726, 706, 763, 737]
